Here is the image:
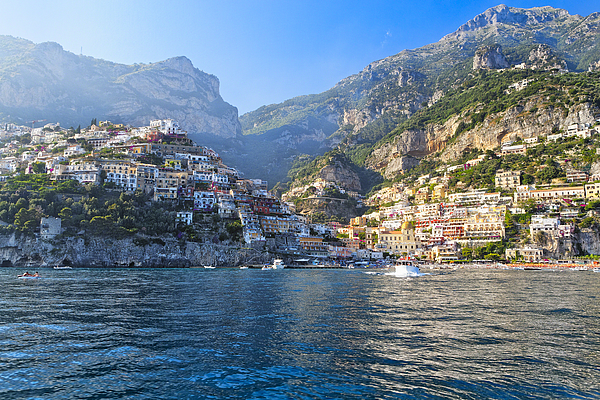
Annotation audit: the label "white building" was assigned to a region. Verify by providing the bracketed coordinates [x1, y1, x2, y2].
[194, 191, 216, 210]
[176, 211, 193, 225]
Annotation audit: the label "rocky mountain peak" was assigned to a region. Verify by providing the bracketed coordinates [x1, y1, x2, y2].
[449, 5, 570, 39]
[158, 56, 200, 76]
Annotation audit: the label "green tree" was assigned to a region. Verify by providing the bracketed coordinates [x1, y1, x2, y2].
[226, 221, 243, 242]
[58, 207, 72, 221]
[14, 207, 43, 231]
[31, 162, 46, 174]
[461, 247, 473, 260]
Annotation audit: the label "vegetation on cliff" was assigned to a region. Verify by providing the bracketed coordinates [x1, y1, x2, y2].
[0, 173, 243, 245]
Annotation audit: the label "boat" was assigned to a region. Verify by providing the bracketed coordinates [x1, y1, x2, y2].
[390, 260, 421, 277]
[262, 259, 286, 270]
[203, 265, 216, 269]
[239, 266, 249, 270]
[593, 268, 600, 273]
[53, 266, 72, 270]
[18, 272, 40, 279]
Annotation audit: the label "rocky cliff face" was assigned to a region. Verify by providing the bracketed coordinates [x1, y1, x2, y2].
[531, 228, 600, 259]
[0, 36, 241, 138]
[527, 44, 568, 71]
[0, 234, 270, 268]
[317, 161, 361, 192]
[365, 100, 599, 178]
[473, 46, 509, 70]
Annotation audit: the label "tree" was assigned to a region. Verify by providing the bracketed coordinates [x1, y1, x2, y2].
[579, 217, 595, 229]
[461, 247, 473, 260]
[31, 162, 46, 174]
[522, 173, 535, 185]
[226, 221, 243, 242]
[484, 253, 501, 261]
[14, 207, 42, 232]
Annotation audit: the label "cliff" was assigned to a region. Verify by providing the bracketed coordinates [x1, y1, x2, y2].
[0, 234, 271, 268]
[530, 228, 600, 259]
[365, 93, 599, 179]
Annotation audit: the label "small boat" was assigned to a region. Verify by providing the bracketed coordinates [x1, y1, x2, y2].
[593, 268, 600, 273]
[239, 266, 249, 269]
[18, 273, 40, 279]
[204, 265, 216, 269]
[390, 260, 421, 277]
[53, 266, 72, 270]
[262, 259, 286, 270]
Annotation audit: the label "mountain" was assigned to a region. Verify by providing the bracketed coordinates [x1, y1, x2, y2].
[240, 5, 600, 189]
[0, 35, 241, 138]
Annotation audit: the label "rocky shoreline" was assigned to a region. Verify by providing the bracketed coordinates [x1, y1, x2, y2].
[0, 234, 273, 268]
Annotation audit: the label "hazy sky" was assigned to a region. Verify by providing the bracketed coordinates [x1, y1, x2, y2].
[0, 1, 598, 115]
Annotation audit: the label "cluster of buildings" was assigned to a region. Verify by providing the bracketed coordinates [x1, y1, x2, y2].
[0, 120, 345, 256]
[2, 118, 600, 264]
[342, 176, 597, 263]
[352, 125, 600, 263]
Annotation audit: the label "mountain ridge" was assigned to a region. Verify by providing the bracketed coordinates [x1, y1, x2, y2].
[0, 36, 241, 139]
[238, 5, 600, 193]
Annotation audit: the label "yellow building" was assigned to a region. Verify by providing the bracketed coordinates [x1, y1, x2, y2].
[432, 184, 447, 201]
[379, 221, 422, 255]
[585, 182, 600, 199]
[259, 215, 295, 235]
[298, 237, 329, 257]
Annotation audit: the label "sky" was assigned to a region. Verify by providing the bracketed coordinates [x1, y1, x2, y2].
[0, 1, 598, 115]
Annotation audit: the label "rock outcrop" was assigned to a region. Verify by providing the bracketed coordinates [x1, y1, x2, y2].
[317, 162, 361, 192]
[365, 101, 599, 179]
[527, 44, 567, 71]
[531, 228, 600, 259]
[473, 46, 509, 70]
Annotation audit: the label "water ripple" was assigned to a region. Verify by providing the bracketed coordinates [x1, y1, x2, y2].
[0, 268, 599, 399]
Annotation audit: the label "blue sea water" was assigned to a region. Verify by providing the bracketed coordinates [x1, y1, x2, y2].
[0, 267, 599, 399]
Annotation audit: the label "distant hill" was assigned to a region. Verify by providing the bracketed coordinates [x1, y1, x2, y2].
[0, 35, 241, 139]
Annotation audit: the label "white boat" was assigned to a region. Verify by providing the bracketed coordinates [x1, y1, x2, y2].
[204, 265, 216, 269]
[53, 266, 72, 270]
[239, 266, 249, 269]
[390, 260, 421, 277]
[262, 259, 286, 270]
[18, 273, 40, 279]
[593, 268, 600, 273]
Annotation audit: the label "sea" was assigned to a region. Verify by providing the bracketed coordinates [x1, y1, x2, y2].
[1, 267, 599, 399]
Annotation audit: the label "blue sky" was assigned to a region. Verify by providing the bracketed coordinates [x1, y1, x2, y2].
[0, 1, 598, 115]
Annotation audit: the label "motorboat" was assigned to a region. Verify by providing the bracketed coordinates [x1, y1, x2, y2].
[390, 260, 421, 277]
[262, 259, 286, 270]
[204, 265, 216, 269]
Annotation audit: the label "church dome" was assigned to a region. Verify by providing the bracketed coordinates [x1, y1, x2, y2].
[401, 221, 414, 231]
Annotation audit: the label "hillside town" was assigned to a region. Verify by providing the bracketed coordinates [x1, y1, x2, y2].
[1, 119, 600, 265]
